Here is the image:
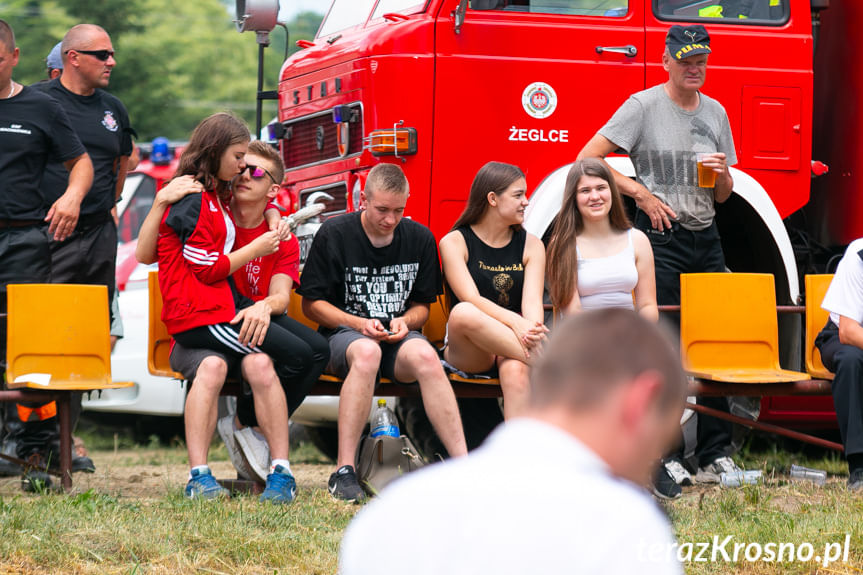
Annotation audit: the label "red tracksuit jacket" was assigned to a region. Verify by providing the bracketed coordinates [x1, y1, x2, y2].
[157, 190, 236, 335]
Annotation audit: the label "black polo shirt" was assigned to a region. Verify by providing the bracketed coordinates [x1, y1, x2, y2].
[37, 78, 133, 218]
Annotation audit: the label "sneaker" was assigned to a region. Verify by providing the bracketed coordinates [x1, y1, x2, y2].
[184, 467, 229, 499]
[696, 456, 742, 484]
[21, 452, 53, 493]
[72, 436, 95, 473]
[217, 416, 255, 481]
[260, 464, 297, 504]
[849, 469, 863, 491]
[234, 427, 270, 483]
[652, 464, 682, 500]
[664, 458, 693, 486]
[328, 465, 366, 503]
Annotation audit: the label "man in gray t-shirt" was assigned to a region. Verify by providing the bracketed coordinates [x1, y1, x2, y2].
[597, 84, 736, 231]
[578, 24, 739, 499]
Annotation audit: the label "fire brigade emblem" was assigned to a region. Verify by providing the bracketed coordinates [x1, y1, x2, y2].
[101, 110, 119, 132]
[522, 82, 557, 119]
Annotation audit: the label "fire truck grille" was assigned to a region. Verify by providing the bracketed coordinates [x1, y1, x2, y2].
[283, 106, 363, 170]
[299, 183, 347, 221]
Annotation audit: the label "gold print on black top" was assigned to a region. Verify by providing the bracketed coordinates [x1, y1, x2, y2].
[493, 273, 514, 307]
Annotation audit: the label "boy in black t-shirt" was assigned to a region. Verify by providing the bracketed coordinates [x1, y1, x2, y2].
[299, 163, 468, 502]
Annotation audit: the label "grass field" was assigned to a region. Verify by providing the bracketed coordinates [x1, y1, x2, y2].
[0, 424, 861, 574]
[669, 441, 863, 574]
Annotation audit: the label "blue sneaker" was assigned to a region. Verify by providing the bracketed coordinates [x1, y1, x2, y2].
[185, 467, 229, 499]
[260, 465, 297, 504]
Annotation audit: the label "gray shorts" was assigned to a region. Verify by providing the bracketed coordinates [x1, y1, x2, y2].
[326, 327, 429, 384]
[169, 342, 242, 384]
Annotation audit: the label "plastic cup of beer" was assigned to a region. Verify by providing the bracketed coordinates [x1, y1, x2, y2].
[696, 152, 717, 188]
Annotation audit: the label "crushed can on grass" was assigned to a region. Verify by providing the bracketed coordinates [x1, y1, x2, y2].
[720, 470, 762, 488]
[789, 464, 827, 486]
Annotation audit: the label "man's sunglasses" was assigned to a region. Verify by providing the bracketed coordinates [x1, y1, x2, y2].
[65, 49, 115, 61]
[244, 164, 279, 185]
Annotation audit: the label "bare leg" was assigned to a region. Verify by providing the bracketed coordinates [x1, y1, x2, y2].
[185, 356, 228, 468]
[498, 357, 530, 420]
[395, 339, 468, 457]
[336, 339, 382, 469]
[444, 302, 529, 373]
[242, 353, 290, 461]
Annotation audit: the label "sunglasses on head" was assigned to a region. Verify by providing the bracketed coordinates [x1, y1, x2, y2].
[244, 164, 279, 185]
[65, 49, 114, 61]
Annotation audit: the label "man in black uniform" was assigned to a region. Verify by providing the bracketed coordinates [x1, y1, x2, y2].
[40, 24, 133, 321]
[0, 19, 93, 487]
[24, 24, 133, 475]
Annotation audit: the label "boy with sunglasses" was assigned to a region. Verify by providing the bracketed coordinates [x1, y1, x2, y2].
[135, 141, 328, 495]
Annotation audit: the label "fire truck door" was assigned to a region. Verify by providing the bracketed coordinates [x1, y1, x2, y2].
[431, 1, 646, 235]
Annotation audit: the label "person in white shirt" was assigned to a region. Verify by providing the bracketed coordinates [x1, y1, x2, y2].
[815, 238, 863, 491]
[340, 308, 686, 575]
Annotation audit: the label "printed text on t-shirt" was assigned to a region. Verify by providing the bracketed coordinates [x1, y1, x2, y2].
[344, 263, 420, 319]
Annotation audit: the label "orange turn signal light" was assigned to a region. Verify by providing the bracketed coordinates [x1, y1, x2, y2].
[365, 127, 417, 157]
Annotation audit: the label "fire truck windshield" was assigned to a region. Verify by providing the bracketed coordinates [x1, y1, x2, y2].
[319, 0, 377, 37]
[371, 0, 428, 19]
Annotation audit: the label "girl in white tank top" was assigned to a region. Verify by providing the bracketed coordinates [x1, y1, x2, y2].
[547, 158, 658, 321]
[577, 229, 638, 310]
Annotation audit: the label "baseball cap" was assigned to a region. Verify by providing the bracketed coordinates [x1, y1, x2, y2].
[46, 42, 63, 71]
[666, 25, 711, 61]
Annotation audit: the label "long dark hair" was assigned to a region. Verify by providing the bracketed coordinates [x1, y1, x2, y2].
[546, 158, 631, 310]
[175, 113, 250, 198]
[450, 161, 525, 232]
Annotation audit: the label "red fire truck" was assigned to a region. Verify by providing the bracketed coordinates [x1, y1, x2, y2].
[242, 0, 856, 433]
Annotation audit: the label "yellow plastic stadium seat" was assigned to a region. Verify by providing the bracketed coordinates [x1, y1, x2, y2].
[422, 297, 448, 349]
[6, 284, 132, 391]
[804, 274, 835, 380]
[680, 273, 809, 383]
[148, 271, 184, 379]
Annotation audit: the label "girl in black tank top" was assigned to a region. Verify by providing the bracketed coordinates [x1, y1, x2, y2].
[450, 226, 526, 314]
[439, 162, 548, 421]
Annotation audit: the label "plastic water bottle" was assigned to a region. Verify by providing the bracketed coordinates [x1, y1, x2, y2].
[720, 470, 762, 487]
[789, 464, 827, 486]
[370, 399, 400, 438]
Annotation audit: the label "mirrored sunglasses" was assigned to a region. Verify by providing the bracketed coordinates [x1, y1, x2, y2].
[244, 164, 279, 185]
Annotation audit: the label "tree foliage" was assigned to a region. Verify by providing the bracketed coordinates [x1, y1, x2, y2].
[5, 0, 323, 141]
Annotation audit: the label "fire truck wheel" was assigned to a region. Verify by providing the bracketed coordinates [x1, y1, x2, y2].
[396, 398, 448, 461]
[396, 397, 505, 460]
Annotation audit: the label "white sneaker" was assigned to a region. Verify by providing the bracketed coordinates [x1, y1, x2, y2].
[234, 426, 271, 483]
[696, 456, 742, 484]
[663, 459, 693, 486]
[216, 416, 254, 481]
